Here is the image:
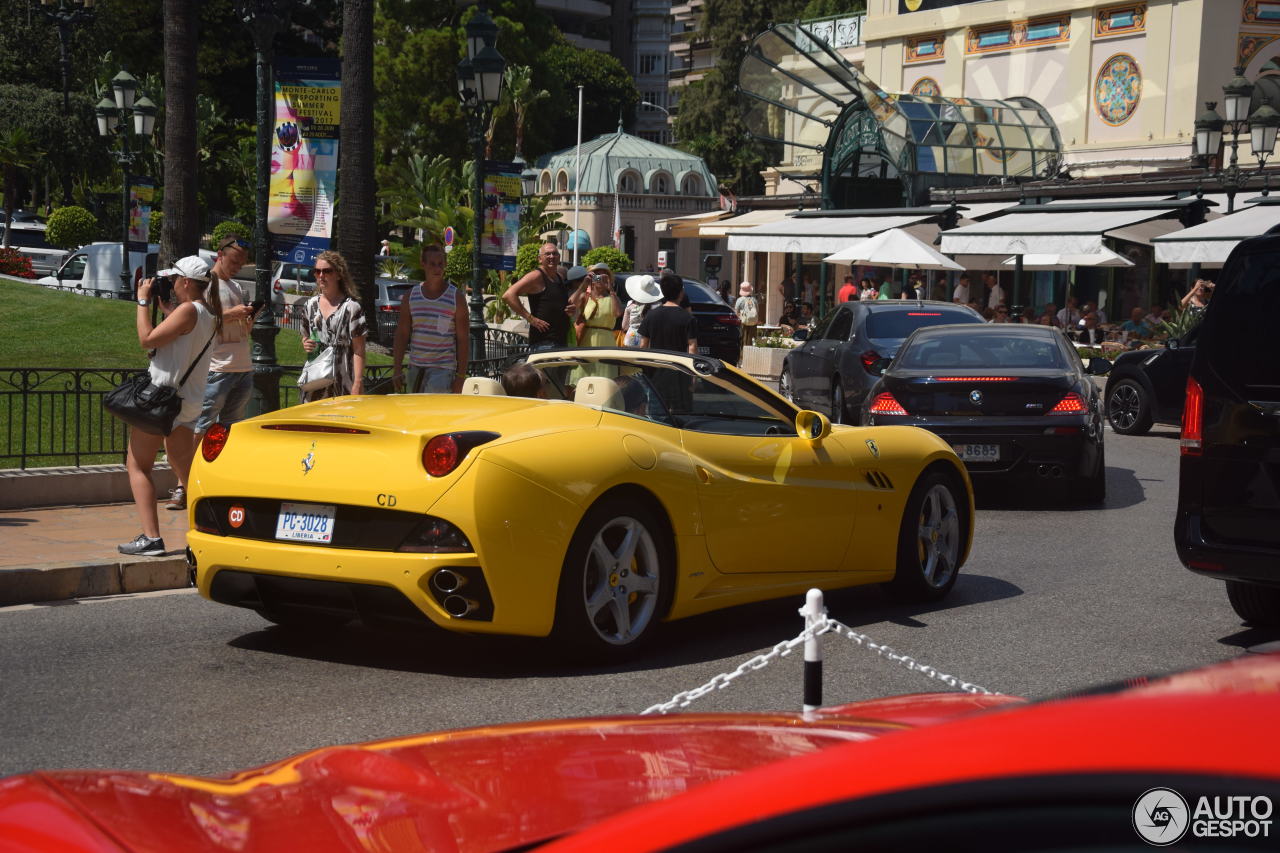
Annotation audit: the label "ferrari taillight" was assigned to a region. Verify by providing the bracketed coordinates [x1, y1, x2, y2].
[860, 350, 882, 373]
[869, 392, 908, 416]
[201, 424, 230, 462]
[1048, 393, 1087, 414]
[423, 435, 460, 476]
[1182, 376, 1204, 456]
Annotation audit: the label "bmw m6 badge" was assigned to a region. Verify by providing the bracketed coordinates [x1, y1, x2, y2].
[865, 438, 880, 458]
[969, 389, 983, 405]
[301, 441, 316, 476]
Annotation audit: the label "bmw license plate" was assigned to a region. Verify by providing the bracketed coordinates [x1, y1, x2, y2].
[276, 502, 336, 543]
[953, 443, 1000, 462]
[697, 346, 711, 355]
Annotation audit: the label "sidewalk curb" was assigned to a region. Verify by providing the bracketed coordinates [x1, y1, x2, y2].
[0, 557, 190, 606]
[0, 464, 177, 511]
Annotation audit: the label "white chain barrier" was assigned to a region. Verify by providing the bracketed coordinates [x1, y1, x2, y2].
[641, 588, 997, 715]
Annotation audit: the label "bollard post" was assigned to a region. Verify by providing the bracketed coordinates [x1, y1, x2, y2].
[801, 588, 826, 712]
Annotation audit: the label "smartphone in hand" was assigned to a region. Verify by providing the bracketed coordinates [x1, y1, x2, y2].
[250, 298, 267, 316]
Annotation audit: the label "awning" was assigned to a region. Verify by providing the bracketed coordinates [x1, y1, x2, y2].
[700, 208, 793, 237]
[941, 207, 1183, 256]
[654, 209, 731, 238]
[1153, 202, 1280, 265]
[727, 212, 937, 254]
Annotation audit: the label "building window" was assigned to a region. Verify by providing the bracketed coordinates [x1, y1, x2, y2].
[556, 170, 569, 192]
[539, 172, 552, 194]
[619, 171, 641, 193]
[639, 53, 663, 74]
[653, 174, 669, 194]
[642, 92, 665, 110]
[681, 174, 702, 195]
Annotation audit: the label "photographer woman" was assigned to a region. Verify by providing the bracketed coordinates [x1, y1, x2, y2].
[300, 250, 367, 401]
[119, 256, 222, 557]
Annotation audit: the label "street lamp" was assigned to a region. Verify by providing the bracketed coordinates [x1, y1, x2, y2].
[39, 0, 96, 204]
[1194, 66, 1280, 212]
[456, 6, 506, 365]
[639, 100, 675, 143]
[94, 70, 156, 299]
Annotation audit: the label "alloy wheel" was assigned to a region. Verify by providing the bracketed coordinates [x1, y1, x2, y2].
[580, 516, 661, 645]
[1108, 383, 1141, 431]
[916, 483, 960, 589]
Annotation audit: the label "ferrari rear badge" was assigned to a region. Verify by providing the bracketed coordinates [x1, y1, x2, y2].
[969, 389, 983, 405]
[865, 438, 880, 458]
[301, 440, 316, 476]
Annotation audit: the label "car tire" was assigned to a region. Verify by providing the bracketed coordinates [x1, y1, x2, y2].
[885, 470, 963, 602]
[554, 497, 673, 657]
[1225, 580, 1280, 627]
[1106, 379, 1153, 435]
[779, 367, 795, 402]
[831, 380, 848, 425]
[1073, 445, 1107, 505]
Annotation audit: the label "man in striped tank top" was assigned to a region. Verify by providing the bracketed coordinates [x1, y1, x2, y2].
[392, 244, 469, 393]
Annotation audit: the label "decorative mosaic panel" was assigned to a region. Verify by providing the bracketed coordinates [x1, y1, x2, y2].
[1239, 32, 1280, 66]
[1094, 53, 1142, 126]
[1244, 1, 1280, 25]
[966, 15, 1070, 54]
[905, 34, 945, 63]
[910, 77, 942, 97]
[1095, 4, 1147, 37]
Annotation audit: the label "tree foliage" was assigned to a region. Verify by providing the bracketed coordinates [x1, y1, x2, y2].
[582, 246, 633, 273]
[211, 220, 250, 248]
[379, 154, 473, 244]
[46, 205, 99, 249]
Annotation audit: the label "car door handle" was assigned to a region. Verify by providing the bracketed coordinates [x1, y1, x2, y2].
[695, 465, 712, 484]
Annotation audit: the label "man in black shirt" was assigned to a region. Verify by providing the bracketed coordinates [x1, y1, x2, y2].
[503, 242, 583, 350]
[638, 272, 697, 354]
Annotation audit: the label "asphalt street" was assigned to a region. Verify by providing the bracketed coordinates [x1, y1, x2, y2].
[2, 425, 1277, 778]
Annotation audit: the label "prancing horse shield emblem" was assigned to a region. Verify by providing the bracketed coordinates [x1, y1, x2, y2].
[865, 438, 880, 458]
[969, 389, 983, 405]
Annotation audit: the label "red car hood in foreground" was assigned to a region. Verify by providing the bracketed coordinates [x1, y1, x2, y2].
[0, 693, 1013, 853]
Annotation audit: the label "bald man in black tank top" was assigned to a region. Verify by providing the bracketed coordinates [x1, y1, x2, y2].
[503, 243, 583, 350]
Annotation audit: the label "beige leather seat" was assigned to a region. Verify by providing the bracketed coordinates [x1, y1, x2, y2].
[573, 376, 622, 409]
[461, 377, 506, 396]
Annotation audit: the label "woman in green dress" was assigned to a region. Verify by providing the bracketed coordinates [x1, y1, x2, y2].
[571, 262, 624, 380]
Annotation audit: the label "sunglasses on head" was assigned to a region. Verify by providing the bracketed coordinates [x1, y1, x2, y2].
[220, 238, 250, 251]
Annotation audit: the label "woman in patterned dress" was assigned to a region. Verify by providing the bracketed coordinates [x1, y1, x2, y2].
[299, 250, 368, 401]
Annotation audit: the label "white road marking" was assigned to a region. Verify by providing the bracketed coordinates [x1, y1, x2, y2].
[0, 587, 197, 614]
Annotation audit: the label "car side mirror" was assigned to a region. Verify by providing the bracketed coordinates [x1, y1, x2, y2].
[867, 357, 892, 377]
[792, 328, 809, 342]
[795, 410, 832, 442]
[1086, 357, 1113, 376]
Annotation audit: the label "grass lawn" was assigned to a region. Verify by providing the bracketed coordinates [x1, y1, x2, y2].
[0, 278, 391, 468]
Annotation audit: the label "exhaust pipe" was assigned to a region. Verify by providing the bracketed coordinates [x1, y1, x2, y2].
[442, 595, 477, 617]
[432, 569, 464, 593]
[1037, 464, 1050, 477]
[1051, 465, 1064, 478]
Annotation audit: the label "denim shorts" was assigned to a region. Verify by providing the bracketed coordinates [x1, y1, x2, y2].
[408, 366, 457, 394]
[195, 370, 254, 433]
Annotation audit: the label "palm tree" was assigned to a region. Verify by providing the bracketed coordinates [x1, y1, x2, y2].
[378, 153, 471, 243]
[161, 0, 199, 263]
[484, 64, 547, 161]
[0, 128, 42, 250]
[337, 0, 378, 337]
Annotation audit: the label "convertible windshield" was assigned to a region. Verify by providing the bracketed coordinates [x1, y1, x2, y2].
[898, 333, 1067, 370]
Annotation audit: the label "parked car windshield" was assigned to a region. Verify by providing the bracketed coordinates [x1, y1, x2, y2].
[899, 332, 1067, 370]
[866, 307, 982, 340]
[381, 281, 415, 303]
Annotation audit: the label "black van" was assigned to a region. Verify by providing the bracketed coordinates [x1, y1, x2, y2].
[1175, 228, 1280, 626]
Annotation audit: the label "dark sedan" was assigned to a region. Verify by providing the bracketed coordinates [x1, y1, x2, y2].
[782, 300, 984, 424]
[862, 324, 1111, 503]
[1104, 332, 1195, 435]
[614, 272, 741, 364]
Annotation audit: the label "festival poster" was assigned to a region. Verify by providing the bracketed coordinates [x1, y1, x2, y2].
[479, 161, 521, 271]
[126, 177, 156, 252]
[269, 57, 340, 265]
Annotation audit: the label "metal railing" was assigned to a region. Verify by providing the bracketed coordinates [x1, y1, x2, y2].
[0, 328, 529, 469]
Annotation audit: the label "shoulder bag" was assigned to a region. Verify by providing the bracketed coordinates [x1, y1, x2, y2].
[297, 299, 345, 392]
[104, 329, 217, 436]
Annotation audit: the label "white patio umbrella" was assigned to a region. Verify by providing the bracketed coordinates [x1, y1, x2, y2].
[999, 249, 1135, 269]
[823, 227, 965, 270]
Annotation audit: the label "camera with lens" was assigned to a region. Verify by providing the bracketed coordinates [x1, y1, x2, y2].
[151, 274, 175, 305]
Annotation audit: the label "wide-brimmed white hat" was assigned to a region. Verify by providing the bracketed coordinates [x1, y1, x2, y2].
[157, 255, 210, 282]
[625, 274, 662, 304]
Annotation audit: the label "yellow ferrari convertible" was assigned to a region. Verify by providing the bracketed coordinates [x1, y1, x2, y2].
[187, 348, 973, 655]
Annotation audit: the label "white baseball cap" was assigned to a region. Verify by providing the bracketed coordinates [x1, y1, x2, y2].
[157, 255, 210, 282]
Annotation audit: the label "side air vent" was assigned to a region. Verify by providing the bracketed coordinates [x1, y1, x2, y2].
[864, 471, 894, 490]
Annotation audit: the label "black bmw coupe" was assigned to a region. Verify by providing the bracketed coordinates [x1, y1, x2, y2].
[861, 324, 1112, 504]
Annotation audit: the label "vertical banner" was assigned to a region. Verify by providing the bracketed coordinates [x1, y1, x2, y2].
[480, 160, 521, 271]
[126, 177, 156, 252]
[269, 57, 341, 265]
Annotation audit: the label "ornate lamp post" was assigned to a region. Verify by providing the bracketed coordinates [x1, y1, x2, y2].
[456, 6, 506, 365]
[40, 0, 96, 204]
[232, 0, 306, 415]
[94, 71, 156, 298]
[1194, 66, 1280, 213]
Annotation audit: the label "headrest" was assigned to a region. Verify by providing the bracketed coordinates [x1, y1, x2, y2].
[573, 376, 622, 409]
[461, 377, 506, 396]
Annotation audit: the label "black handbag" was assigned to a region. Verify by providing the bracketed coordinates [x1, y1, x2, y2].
[104, 331, 216, 436]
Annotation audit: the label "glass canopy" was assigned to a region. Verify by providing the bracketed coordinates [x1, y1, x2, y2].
[738, 23, 1063, 204]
